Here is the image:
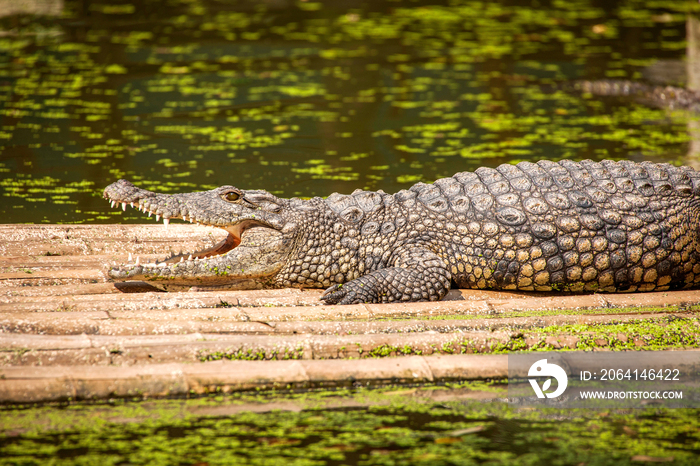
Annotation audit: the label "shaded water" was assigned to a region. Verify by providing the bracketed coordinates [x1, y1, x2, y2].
[2, 387, 700, 465]
[1, 0, 697, 223]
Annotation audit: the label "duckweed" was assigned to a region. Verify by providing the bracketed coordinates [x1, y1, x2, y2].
[0, 0, 697, 223]
[1, 387, 699, 465]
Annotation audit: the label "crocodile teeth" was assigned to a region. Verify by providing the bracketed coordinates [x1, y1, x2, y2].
[163, 218, 169, 228]
[182, 215, 188, 222]
[110, 200, 116, 208]
[148, 211, 152, 217]
[180, 257, 184, 263]
[156, 214, 160, 221]
[158, 262, 166, 267]
[121, 202, 126, 211]
[130, 202, 134, 208]
[135, 256, 140, 266]
[187, 255, 193, 261]
[128, 253, 133, 262]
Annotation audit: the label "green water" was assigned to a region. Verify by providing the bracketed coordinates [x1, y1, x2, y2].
[2, 385, 700, 465]
[1, 0, 697, 223]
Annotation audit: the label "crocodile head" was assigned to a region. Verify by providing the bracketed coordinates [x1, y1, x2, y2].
[103, 179, 296, 290]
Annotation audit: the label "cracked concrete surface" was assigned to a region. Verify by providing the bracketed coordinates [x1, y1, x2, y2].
[1, 224, 700, 403]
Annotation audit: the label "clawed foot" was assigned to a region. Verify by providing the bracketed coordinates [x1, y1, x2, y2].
[321, 283, 359, 305]
[320, 262, 450, 304]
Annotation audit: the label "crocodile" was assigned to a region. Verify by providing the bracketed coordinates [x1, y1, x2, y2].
[104, 159, 700, 304]
[574, 80, 700, 111]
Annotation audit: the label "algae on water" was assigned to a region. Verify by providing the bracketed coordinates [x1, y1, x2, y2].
[0, 0, 697, 223]
[1, 386, 699, 465]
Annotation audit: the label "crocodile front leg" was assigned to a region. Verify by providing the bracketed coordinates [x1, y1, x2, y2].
[320, 248, 451, 304]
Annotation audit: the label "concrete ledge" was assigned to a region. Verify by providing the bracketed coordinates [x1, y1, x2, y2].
[0, 354, 509, 403]
[2, 291, 697, 324]
[2, 224, 700, 404]
[3, 310, 694, 366]
[0, 309, 684, 337]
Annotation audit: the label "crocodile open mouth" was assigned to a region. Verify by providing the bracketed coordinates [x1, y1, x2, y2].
[105, 198, 253, 268]
[168, 229, 241, 264]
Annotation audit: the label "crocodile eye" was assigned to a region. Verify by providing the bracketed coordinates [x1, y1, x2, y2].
[223, 192, 240, 202]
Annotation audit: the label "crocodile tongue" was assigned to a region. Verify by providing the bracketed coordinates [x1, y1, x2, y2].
[163, 230, 240, 265]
